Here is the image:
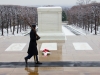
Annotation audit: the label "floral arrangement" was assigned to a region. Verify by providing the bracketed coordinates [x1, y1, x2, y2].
[42, 49, 50, 56]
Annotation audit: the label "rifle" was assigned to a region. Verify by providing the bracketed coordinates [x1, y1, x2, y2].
[20, 16, 40, 39]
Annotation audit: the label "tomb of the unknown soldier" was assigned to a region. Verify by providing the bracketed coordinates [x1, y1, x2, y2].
[37, 7, 65, 40]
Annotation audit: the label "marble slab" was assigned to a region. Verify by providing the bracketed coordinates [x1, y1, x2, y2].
[40, 43, 57, 51]
[73, 42, 93, 50]
[5, 43, 26, 51]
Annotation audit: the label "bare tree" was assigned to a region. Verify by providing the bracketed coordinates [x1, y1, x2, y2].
[0, 5, 38, 36]
[77, 0, 91, 5]
[0, 6, 5, 36]
[66, 3, 100, 35]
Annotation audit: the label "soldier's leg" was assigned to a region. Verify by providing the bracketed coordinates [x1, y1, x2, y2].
[25, 54, 33, 59]
[33, 55, 36, 62]
[35, 55, 42, 64]
[35, 55, 38, 62]
[25, 54, 33, 65]
[33, 55, 38, 62]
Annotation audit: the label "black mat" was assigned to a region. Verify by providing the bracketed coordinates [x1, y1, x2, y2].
[0, 61, 100, 68]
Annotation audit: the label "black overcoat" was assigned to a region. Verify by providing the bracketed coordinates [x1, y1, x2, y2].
[27, 30, 38, 55]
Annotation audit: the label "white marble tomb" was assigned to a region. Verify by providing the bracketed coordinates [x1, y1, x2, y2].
[37, 7, 62, 33]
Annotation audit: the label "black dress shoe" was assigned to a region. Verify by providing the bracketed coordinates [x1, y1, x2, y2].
[35, 61, 42, 64]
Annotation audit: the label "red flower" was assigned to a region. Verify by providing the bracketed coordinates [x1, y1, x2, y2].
[42, 49, 51, 56]
[42, 49, 50, 52]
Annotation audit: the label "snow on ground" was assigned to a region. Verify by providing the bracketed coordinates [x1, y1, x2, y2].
[0, 26, 31, 36]
[0, 24, 100, 36]
[0, 25, 76, 36]
[62, 25, 75, 36]
[67, 24, 100, 35]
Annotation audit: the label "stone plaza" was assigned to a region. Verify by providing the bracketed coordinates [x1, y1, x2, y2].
[0, 35, 100, 75]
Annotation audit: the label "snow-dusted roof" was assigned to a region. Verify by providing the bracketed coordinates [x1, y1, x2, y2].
[37, 7, 62, 11]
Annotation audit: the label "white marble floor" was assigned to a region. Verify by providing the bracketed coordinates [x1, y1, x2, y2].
[5, 43, 26, 51]
[4, 42, 93, 51]
[73, 42, 93, 50]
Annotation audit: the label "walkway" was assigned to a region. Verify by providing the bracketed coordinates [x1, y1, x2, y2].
[0, 35, 100, 75]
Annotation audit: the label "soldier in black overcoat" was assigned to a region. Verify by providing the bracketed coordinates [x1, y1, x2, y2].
[24, 24, 42, 66]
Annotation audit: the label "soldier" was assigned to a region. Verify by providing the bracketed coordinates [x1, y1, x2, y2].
[24, 24, 42, 66]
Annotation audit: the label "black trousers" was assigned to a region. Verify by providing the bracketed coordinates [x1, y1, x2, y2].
[25, 54, 38, 62]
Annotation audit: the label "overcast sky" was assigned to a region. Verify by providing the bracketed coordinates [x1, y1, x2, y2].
[0, 0, 99, 6]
